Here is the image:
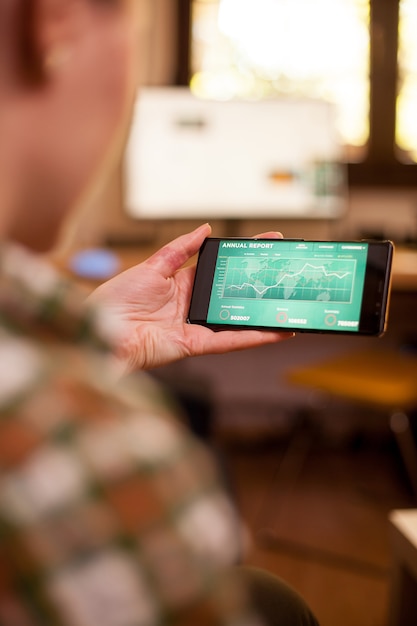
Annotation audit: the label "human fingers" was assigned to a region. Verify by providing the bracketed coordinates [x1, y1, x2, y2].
[253, 231, 284, 239]
[144, 223, 212, 278]
[186, 326, 295, 359]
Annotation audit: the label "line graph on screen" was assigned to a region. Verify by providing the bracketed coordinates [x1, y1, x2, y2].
[221, 257, 356, 303]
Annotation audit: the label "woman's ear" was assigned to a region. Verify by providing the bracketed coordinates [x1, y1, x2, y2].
[18, 0, 84, 85]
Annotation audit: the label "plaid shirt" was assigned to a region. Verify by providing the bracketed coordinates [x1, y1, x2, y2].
[0, 242, 260, 626]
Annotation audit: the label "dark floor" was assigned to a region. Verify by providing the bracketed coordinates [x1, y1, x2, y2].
[154, 296, 417, 625]
[219, 428, 415, 626]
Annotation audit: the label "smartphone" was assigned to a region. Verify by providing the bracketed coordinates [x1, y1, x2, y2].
[188, 237, 394, 336]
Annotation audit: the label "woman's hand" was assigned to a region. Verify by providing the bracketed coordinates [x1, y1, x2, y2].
[89, 223, 294, 371]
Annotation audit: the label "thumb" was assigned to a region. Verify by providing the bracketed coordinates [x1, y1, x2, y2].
[145, 223, 212, 277]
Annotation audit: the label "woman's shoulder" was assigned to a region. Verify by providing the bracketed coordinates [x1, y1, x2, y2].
[0, 240, 115, 349]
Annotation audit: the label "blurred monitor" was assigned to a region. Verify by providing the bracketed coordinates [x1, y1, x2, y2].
[124, 87, 347, 220]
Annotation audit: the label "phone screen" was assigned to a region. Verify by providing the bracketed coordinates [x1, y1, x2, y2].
[188, 238, 393, 336]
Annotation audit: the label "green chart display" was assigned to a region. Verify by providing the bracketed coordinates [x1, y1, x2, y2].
[207, 239, 368, 332]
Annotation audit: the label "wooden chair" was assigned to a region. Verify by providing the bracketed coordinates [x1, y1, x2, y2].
[286, 347, 417, 498]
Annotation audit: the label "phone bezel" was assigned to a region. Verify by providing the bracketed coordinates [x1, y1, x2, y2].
[187, 238, 394, 336]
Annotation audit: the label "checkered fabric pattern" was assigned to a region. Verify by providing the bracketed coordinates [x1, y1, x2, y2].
[0, 242, 261, 626]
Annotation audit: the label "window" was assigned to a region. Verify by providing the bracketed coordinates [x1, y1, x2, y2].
[191, 0, 369, 159]
[397, 0, 417, 161]
[176, 0, 417, 186]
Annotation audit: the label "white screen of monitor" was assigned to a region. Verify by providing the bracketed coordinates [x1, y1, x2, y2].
[124, 87, 346, 220]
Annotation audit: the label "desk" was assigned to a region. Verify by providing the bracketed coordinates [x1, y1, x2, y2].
[388, 509, 417, 626]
